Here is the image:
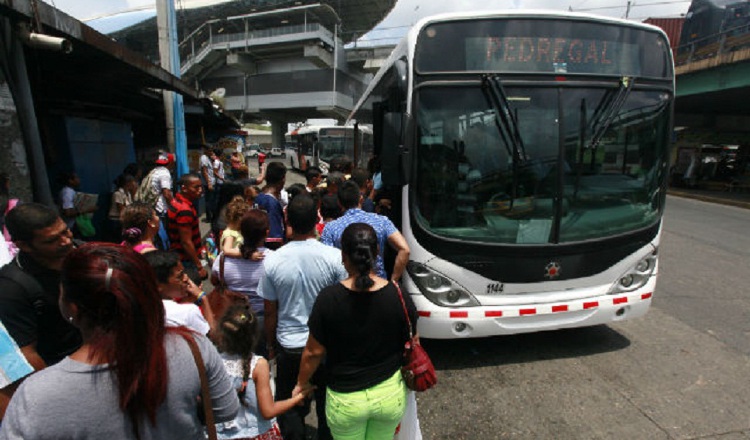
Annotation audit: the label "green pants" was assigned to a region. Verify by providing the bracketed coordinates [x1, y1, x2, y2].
[325, 370, 407, 440]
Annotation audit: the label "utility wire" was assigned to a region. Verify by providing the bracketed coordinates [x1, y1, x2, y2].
[574, 0, 690, 13]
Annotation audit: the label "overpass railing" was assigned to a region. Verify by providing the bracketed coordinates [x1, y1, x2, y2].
[179, 21, 333, 71]
[675, 22, 750, 67]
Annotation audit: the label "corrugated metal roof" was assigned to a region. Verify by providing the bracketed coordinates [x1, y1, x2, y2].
[644, 17, 685, 50]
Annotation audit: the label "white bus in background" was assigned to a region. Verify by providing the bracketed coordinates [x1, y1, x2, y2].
[347, 10, 674, 338]
[286, 125, 373, 174]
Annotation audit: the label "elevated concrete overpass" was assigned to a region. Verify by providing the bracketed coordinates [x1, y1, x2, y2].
[111, 0, 397, 147]
[675, 28, 750, 129]
[178, 5, 396, 146]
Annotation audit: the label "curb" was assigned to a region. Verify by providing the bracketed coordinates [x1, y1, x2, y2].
[667, 189, 750, 210]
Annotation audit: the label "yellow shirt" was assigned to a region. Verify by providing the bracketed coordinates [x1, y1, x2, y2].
[221, 228, 243, 249]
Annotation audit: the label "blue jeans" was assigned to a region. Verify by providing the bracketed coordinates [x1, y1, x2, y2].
[325, 370, 407, 440]
[156, 214, 170, 251]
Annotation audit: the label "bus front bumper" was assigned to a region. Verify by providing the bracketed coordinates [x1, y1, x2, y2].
[413, 291, 653, 339]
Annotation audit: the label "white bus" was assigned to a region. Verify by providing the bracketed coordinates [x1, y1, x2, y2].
[348, 11, 674, 339]
[286, 125, 374, 174]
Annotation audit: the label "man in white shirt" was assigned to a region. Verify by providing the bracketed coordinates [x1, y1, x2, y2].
[199, 145, 216, 222]
[211, 148, 226, 222]
[258, 194, 347, 440]
[152, 153, 175, 218]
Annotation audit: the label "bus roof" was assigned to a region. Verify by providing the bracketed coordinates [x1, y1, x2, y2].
[347, 9, 671, 123]
[288, 125, 352, 136]
[407, 10, 669, 40]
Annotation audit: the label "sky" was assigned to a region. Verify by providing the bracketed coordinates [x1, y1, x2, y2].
[45, 0, 692, 41]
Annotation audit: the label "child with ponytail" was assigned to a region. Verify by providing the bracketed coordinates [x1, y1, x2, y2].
[215, 304, 313, 440]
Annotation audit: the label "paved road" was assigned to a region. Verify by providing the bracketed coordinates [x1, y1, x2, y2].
[415, 195, 750, 439]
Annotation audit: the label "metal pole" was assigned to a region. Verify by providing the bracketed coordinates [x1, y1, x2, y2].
[156, 0, 175, 153]
[332, 23, 337, 107]
[156, 0, 188, 176]
[1, 21, 53, 204]
[168, 0, 188, 177]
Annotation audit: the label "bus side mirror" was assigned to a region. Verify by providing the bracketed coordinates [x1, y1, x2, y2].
[382, 112, 402, 187]
[391, 59, 408, 96]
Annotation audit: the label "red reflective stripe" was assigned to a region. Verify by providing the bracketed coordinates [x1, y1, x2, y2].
[519, 308, 537, 316]
[583, 301, 599, 309]
[552, 305, 568, 313]
[485, 311, 503, 317]
[641, 293, 653, 300]
[450, 311, 468, 318]
[613, 297, 628, 305]
[417, 311, 431, 318]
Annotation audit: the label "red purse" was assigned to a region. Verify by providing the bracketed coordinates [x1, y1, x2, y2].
[393, 282, 437, 392]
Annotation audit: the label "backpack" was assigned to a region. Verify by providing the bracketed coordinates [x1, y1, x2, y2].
[134, 168, 160, 207]
[0, 261, 45, 317]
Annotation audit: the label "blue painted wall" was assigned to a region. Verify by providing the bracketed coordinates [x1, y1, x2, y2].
[47, 116, 135, 239]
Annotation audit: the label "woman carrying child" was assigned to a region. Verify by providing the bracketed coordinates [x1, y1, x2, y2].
[215, 304, 313, 440]
[212, 208, 270, 352]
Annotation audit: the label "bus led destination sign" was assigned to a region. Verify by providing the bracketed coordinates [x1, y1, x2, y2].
[466, 37, 641, 75]
[487, 37, 613, 65]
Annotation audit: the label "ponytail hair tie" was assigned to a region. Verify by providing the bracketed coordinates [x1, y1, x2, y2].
[122, 227, 142, 239]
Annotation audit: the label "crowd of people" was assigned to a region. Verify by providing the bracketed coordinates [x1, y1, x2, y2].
[0, 147, 423, 440]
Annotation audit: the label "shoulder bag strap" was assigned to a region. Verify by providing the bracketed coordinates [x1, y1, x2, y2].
[181, 334, 217, 440]
[219, 253, 227, 289]
[392, 281, 413, 339]
[1, 260, 45, 316]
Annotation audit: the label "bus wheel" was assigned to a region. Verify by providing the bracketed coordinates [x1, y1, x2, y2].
[290, 157, 294, 168]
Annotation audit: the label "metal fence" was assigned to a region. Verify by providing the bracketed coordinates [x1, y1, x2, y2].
[179, 21, 333, 69]
[675, 23, 750, 66]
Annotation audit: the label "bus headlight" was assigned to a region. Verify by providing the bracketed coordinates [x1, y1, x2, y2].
[608, 252, 657, 294]
[407, 262, 479, 307]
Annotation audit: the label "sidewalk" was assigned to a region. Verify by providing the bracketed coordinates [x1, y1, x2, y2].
[667, 186, 750, 210]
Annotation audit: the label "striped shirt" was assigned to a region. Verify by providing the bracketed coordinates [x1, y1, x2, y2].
[167, 193, 201, 262]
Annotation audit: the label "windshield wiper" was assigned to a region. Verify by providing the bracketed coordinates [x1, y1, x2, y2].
[573, 77, 635, 198]
[587, 77, 634, 150]
[482, 75, 527, 203]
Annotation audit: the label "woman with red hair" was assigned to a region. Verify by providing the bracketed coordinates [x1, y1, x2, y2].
[0, 243, 239, 439]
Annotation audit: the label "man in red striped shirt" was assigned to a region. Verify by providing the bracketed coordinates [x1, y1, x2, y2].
[167, 173, 206, 281]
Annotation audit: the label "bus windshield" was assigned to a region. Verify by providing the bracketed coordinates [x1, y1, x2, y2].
[413, 84, 671, 244]
[318, 134, 353, 162]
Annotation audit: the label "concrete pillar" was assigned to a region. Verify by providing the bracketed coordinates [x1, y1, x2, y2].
[271, 120, 286, 148]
